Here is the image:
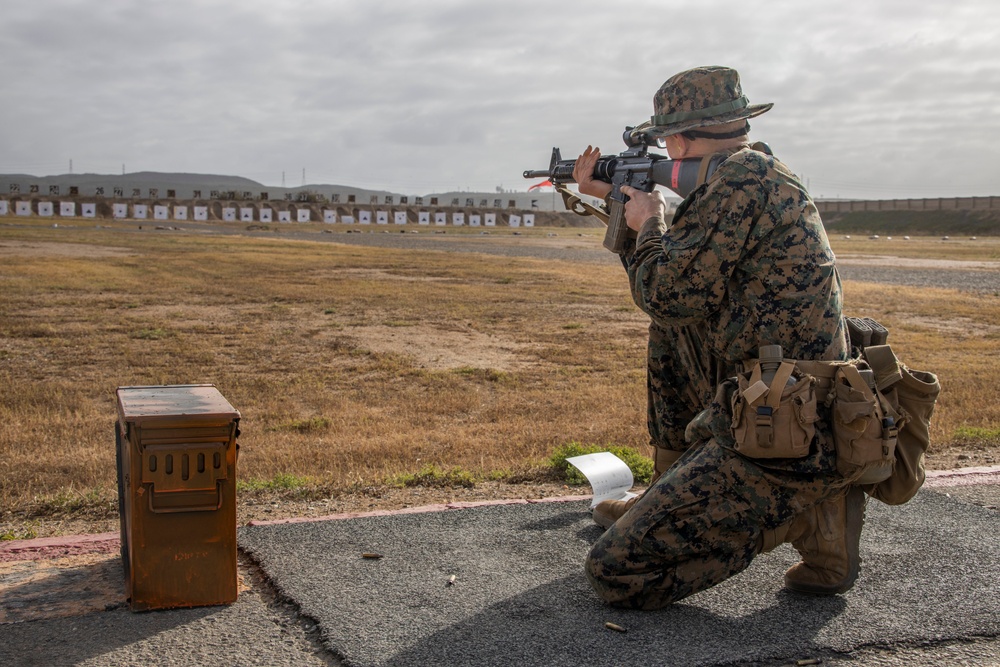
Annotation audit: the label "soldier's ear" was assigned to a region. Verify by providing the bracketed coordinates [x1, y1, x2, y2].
[665, 134, 690, 159]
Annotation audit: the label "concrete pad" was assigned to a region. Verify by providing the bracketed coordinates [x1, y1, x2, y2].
[239, 490, 1000, 667]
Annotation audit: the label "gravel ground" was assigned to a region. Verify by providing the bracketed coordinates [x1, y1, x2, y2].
[837, 263, 1000, 293]
[262, 227, 1000, 294]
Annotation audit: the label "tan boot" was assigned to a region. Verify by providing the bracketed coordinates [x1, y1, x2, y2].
[592, 448, 683, 529]
[783, 485, 866, 595]
[592, 495, 640, 529]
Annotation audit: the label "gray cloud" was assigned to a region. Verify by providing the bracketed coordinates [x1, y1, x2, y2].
[1, 0, 997, 197]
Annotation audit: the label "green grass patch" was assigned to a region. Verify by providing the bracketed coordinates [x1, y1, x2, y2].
[1, 525, 39, 541]
[951, 425, 1000, 444]
[388, 464, 478, 489]
[237, 472, 312, 493]
[548, 441, 654, 486]
[30, 487, 115, 517]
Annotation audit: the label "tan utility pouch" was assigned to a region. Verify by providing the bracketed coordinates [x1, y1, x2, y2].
[731, 361, 819, 459]
[831, 363, 900, 484]
[860, 346, 941, 505]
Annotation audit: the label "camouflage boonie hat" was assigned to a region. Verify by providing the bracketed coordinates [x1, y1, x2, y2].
[640, 66, 772, 138]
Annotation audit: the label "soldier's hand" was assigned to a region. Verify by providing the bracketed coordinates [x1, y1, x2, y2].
[620, 186, 666, 231]
[573, 146, 613, 200]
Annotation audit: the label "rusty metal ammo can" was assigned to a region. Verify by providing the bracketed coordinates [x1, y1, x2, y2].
[115, 384, 240, 611]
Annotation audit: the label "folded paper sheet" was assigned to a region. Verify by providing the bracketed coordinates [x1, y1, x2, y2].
[566, 452, 638, 508]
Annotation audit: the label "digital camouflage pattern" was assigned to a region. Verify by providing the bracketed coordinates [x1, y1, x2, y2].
[585, 441, 845, 609]
[637, 146, 849, 474]
[585, 145, 851, 609]
[630, 147, 847, 368]
[645, 320, 718, 453]
[643, 65, 773, 138]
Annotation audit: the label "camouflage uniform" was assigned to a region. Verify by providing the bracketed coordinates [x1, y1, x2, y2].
[585, 141, 850, 609]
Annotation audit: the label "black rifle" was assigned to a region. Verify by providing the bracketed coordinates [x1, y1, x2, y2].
[523, 126, 730, 253]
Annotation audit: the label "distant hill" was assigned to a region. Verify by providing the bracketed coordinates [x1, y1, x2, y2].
[822, 210, 1000, 236]
[0, 171, 570, 211]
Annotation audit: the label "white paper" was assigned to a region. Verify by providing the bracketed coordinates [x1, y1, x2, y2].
[566, 452, 638, 508]
[241, 207, 254, 221]
[394, 211, 407, 225]
[297, 209, 311, 223]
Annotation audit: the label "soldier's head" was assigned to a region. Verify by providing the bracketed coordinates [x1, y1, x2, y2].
[646, 66, 772, 158]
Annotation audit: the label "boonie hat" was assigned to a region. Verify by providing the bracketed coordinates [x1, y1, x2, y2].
[640, 66, 772, 138]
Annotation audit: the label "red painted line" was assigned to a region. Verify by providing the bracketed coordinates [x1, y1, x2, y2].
[924, 465, 1000, 487]
[528, 494, 591, 504]
[246, 503, 456, 526]
[10, 468, 997, 564]
[0, 532, 120, 563]
[925, 465, 1000, 477]
[245, 495, 590, 527]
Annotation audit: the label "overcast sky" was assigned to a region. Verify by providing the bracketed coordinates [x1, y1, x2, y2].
[2, 0, 998, 199]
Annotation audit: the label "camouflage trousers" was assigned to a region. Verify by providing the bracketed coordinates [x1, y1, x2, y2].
[645, 320, 724, 455]
[585, 436, 846, 610]
[587, 321, 846, 609]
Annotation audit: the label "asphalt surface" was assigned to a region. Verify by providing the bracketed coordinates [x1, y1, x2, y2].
[2, 476, 998, 667]
[241, 483, 1000, 667]
[0, 580, 331, 667]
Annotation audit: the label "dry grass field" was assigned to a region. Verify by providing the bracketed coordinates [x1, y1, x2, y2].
[1, 219, 998, 538]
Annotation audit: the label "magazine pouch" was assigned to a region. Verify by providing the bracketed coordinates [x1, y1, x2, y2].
[731, 360, 818, 459]
[832, 362, 900, 485]
[861, 345, 941, 505]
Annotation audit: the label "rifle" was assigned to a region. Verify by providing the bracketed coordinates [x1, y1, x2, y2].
[523, 126, 730, 253]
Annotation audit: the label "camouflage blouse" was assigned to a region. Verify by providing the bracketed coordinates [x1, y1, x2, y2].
[626, 146, 848, 366]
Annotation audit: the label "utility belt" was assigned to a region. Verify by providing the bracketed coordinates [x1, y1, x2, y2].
[731, 317, 940, 504]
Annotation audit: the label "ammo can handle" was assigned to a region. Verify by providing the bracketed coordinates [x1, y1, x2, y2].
[148, 486, 223, 513]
